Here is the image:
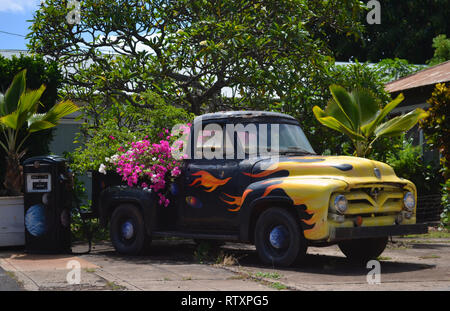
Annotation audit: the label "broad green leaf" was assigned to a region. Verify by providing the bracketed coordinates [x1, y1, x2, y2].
[329, 84, 359, 130]
[28, 120, 57, 133]
[374, 108, 428, 138]
[352, 88, 380, 126]
[16, 85, 46, 129]
[324, 98, 353, 129]
[40, 100, 79, 124]
[0, 111, 19, 129]
[313, 106, 365, 140]
[362, 93, 404, 136]
[2, 70, 26, 116]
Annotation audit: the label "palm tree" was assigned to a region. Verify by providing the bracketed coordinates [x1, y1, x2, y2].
[0, 70, 79, 195]
[313, 84, 428, 158]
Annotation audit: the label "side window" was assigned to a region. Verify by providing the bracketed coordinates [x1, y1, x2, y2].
[194, 123, 233, 160]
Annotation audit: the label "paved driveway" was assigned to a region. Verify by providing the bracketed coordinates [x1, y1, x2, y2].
[0, 237, 449, 291]
[0, 261, 23, 291]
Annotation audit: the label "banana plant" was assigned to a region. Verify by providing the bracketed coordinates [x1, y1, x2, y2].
[0, 70, 79, 195]
[313, 84, 428, 158]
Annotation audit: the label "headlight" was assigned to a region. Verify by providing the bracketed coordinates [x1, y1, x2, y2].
[334, 195, 348, 214]
[403, 192, 415, 211]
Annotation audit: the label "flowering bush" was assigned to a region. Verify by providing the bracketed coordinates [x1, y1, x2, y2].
[101, 126, 190, 207]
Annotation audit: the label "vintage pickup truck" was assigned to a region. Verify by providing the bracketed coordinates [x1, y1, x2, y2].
[92, 111, 427, 266]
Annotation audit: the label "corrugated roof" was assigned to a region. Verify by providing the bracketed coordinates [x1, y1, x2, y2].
[385, 60, 450, 93]
[0, 49, 29, 59]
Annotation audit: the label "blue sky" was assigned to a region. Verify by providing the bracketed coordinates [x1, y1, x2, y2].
[0, 0, 41, 50]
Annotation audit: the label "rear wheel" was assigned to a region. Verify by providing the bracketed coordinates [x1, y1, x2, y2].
[110, 204, 151, 255]
[338, 237, 388, 263]
[254, 207, 307, 267]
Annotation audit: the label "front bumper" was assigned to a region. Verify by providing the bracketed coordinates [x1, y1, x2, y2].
[329, 223, 428, 241]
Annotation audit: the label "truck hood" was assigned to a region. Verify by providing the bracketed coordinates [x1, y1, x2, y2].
[251, 155, 412, 189]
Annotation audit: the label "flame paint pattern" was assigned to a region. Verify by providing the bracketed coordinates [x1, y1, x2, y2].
[221, 189, 253, 212]
[192, 155, 415, 241]
[189, 170, 231, 192]
[220, 157, 355, 240]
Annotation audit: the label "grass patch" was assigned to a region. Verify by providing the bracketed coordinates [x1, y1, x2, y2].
[419, 254, 441, 259]
[253, 272, 282, 279]
[269, 282, 288, 290]
[377, 256, 392, 261]
[403, 228, 450, 239]
[105, 281, 126, 291]
[84, 268, 96, 273]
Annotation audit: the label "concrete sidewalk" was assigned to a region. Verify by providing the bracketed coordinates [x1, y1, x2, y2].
[0, 241, 274, 291]
[0, 266, 23, 291]
[0, 238, 449, 291]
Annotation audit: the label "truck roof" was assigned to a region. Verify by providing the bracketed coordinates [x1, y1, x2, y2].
[194, 111, 297, 122]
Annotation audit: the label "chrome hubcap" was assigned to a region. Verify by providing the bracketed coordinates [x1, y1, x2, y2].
[269, 225, 289, 249]
[121, 221, 134, 240]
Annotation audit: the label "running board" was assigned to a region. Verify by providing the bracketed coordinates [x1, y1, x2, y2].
[152, 231, 239, 241]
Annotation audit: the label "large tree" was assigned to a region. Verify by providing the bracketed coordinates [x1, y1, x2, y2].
[28, 0, 365, 115]
[329, 0, 450, 64]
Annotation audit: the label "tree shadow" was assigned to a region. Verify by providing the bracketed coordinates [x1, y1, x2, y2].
[84, 239, 436, 277]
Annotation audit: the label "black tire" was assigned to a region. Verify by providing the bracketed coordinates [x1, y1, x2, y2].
[254, 207, 307, 267]
[110, 204, 151, 255]
[338, 237, 388, 263]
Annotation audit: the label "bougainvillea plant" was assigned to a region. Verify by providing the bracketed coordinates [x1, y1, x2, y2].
[100, 125, 190, 207]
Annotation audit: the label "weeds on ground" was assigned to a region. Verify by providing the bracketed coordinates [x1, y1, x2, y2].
[105, 281, 126, 291]
[193, 241, 237, 266]
[253, 272, 282, 279]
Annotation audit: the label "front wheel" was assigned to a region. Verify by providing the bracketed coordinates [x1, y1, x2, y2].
[110, 204, 151, 255]
[254, 208, 307, 267]
[338, 237, 388, 263]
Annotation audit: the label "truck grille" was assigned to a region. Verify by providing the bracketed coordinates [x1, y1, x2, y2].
[345, 185, 404, 215]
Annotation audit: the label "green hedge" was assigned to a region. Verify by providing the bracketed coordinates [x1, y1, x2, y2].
[0, 53, 62, 192]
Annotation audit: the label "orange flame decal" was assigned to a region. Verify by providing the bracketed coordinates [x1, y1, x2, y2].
[243, 169, 282, 178]
[189, 170, 231, 192]
[221, 189, 253, 212]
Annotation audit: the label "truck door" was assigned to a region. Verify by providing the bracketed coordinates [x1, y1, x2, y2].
[180, 121, 240, 232]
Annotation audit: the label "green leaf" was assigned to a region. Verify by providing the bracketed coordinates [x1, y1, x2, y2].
[1, 69, 26, 116]
[0, 111, 20, 129]
[40, 100, 79, 125]
[313, 106, 365, 140]
[374, 108, 428, 138]
[352, 88, 380, 126]
[329, 84, 359, 130]
[28, 120, 57, 133]
[362, 93, 404, 136]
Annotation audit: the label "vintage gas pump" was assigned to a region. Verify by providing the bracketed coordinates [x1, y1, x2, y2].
[22, 155, 72, 254]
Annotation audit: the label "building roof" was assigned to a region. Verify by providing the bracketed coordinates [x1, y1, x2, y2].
[385, 60, 450, 93]
[0, 49, 29, 59]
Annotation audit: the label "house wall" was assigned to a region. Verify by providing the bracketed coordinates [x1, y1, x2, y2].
[48, 118, 92, 204]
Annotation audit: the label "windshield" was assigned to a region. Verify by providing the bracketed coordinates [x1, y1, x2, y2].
[273, 123, 316, 155]
[193, 122, 316, 159]
[233, 123, 316, 156]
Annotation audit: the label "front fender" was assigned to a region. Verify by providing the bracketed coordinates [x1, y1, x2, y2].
[239, 177, 348, 241]
[98, 186, 156, 236]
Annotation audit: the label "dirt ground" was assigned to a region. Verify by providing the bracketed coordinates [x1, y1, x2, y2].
[0, 235, 449, 291]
